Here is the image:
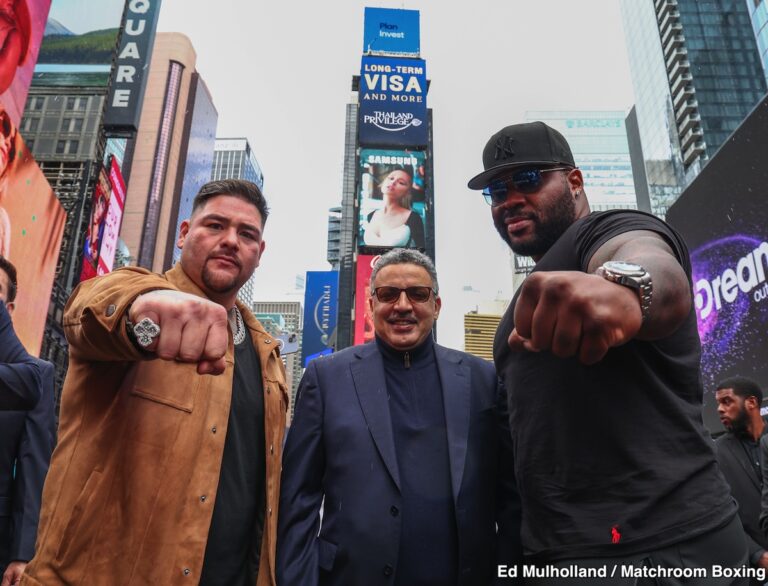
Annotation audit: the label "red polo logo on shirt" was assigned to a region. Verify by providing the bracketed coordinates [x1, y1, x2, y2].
[611, 526, 621, 544]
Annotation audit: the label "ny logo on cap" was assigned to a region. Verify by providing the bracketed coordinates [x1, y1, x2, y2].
[495, 136, 515, 160]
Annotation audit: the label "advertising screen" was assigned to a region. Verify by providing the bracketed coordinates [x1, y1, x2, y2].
[301, 271, 339, 367]
[0, 0, 51, 126]
[666, 95, 768, 433]
[354, 254, 380, 345]
[362, 7, 420, 55]
[0, 103, 65, 354]
[79, 155, 125, 281]
[358, 55, 427, 147]
[358, 149, 426, 250]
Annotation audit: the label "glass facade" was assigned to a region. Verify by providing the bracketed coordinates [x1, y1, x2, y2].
[748, 0, 768, 82]
[620, 0, 767, 217]
[211, 138, 264, 189]
[170, 77, 218, 266]
[525, 111, 638, 212]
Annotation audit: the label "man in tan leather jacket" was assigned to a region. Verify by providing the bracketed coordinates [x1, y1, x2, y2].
[22, 179, 288, 586]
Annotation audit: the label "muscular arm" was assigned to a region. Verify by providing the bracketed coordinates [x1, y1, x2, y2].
[0, 301, 41, 410]
[586, 230, 691, 340]
[277, 360, 326, 586]
[511, 230, 692, 364]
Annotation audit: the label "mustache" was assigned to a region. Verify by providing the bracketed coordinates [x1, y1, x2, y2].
[207, 253, 242, 268]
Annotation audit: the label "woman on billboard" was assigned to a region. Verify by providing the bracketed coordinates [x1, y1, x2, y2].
[362, 165, 425, 249]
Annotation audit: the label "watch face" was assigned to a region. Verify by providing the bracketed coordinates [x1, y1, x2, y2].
[604, 261, 644, 275]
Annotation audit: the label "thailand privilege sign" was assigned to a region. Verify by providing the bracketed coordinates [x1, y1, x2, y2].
[103, 0, 162, 135]
[358, 55, 427, 147]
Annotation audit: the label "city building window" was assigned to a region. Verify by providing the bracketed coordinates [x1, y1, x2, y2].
[56, 140, 66, 154]
[66, 97, 76, 110]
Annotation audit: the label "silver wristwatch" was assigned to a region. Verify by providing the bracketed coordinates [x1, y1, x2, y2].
[595, 261, 653, 322]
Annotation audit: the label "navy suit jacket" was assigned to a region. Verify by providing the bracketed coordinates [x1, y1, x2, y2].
[714, 430, 768, 566]
[0, 358, 56, 568]
[0, 302, 41, 411]
[277, 341, 522, 586]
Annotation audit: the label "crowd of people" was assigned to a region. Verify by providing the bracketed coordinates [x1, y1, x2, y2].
[1, 122, 767, 585]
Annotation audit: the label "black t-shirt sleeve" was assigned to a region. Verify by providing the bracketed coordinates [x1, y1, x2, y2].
[406, 211, 425, 249]
[575, 210, 692, 276]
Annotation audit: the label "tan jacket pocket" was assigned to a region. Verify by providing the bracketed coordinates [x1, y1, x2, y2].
[56, 469, 103, 563]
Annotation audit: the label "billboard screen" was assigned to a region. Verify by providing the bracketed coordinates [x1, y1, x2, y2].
[0, 0, 51, 126]
[666, 94, 768, 433]
[79, 156, 125, 280]
[354, 254, 380, 345]
[0, 103, 64, 354]
[362, 7, 420, 56]
[301, 271, 339, 367]
[358, 55, 427, 147]
[358, 149, 426, 249]
[103, 0, 162, 134]
[39, 0, 126, 67]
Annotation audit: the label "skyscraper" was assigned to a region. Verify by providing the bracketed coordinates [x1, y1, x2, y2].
[620, 0, 767, 217]
[748, 0, 768, 81]
[210, 137, 265, 305]
[525, 110, 638, 212]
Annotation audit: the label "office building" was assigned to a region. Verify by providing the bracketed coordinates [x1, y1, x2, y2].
[620, 0, 767, 217]
[463, 300, 508, 362]
[525, 111, 638, 211]
[253, 301, 303, 416]
[119, 33, 218, 274]
[327, 206, 342, 269]
[210, 137, 265, 306]
[748, 0, 768, 82]
[211, 138, 264, 189]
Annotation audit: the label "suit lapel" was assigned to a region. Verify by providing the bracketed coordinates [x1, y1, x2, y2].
[436, 345, 470, 503]
[724, 434, 761, 491]
[351, 344, 401, 492]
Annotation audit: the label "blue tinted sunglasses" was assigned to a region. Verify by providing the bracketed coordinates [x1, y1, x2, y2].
[482, 167, 573, 206]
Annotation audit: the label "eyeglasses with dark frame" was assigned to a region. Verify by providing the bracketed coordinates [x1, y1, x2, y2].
[372, 286, 436, 304]
[482, 167, 574, 207]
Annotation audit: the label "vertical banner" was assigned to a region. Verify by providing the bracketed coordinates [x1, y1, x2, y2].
[358, 55, 427, 147]
[103, 0, 162, 134]
[98, 157, 126, 274]
[301, 271, 339, 367]
[358, 148, 426, 249]
[354, 254, 380, 345]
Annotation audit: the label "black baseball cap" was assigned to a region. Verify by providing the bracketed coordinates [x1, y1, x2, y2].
[467, 121, 575, 190]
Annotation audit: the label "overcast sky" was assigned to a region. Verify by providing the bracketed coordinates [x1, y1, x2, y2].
[155, 0, 636, 349]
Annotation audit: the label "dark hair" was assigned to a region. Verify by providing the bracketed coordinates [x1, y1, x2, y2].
[717, 376, 763, 405]
[0, 109, 17, 167]
[389, 164, 414, 181]
[192, 179, 269, 224]
[0, 255, 17, 303]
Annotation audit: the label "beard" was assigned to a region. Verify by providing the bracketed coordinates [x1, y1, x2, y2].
[494, 185, 577, 257]
[201, 259, 241, 294]
[726, 406, 751, 437]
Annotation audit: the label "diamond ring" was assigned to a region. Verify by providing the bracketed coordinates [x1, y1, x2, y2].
[133, 317, 161, 348]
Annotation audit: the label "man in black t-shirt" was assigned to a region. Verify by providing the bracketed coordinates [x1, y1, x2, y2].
[467, 122, 748, 584]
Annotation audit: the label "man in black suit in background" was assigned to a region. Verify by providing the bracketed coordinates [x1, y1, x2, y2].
[0, 256, 56, 586]
[715, 376, 768, 584]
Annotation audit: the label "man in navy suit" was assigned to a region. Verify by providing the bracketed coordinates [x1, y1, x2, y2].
[277, 248, 522, 586]
[0, 256, 56, 586]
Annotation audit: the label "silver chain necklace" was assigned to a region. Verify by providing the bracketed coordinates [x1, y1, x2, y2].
[228, 306, 246, 345]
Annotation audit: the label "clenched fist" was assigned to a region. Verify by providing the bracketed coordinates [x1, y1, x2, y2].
[510, 271, 643, 365]
[129, 290, 230, 375]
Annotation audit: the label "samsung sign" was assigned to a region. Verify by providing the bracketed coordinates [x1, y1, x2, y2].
[104, 0, 162, 135]
[358, 56, 427, 147]
[363, 7, 420, 55]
